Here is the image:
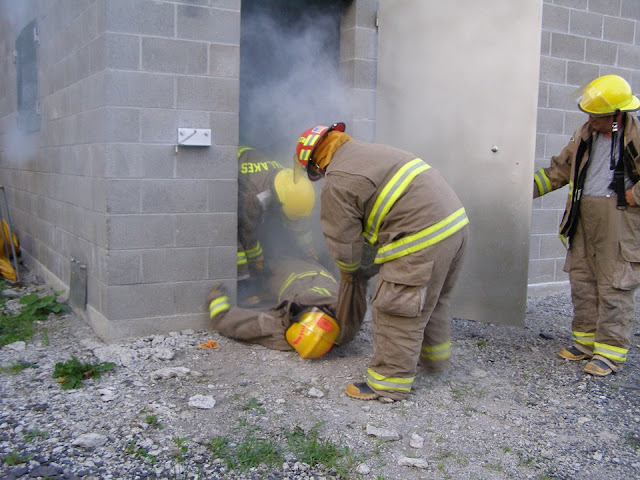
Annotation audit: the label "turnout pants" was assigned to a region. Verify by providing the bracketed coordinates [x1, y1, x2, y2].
[366, 226, 468, 400]
[565, 196, 640, 371]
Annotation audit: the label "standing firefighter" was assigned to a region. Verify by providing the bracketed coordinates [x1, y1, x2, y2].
[293, 123, 469, 401]
[237, 147, 317, 303]
[207, 256, 363, 358]
[533, 74, 640, 376]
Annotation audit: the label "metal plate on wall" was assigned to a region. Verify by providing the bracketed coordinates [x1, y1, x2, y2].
[69, 258, 87, 311]
[376, 0, 542, 326]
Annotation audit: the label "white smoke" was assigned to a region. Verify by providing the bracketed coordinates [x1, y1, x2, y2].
[239, 4, 351, 162]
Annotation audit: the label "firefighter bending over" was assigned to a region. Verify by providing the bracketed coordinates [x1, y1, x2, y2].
[293, 122, 469, 401]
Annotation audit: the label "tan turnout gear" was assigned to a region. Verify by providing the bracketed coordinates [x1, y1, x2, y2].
[237, 147, 317, 286]
[533, 111, 640, 373]
[207, 256, 366, 353]
[309, 131, 469, 400]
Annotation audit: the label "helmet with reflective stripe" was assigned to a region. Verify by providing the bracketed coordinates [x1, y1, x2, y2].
[273, 168, 315, 221]
[294, 122, 346, 181]
[285, 307, 339, 359]
[577, 75, 640, 116]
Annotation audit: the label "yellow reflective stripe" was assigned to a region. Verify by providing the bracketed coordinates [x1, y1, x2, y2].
[237, 251, 247, 266]
[304, 134, 319, 147]
[238, 146, 253, 157]
[278, 270, 332, 302]
[209, 296, 230, 319]
[559, 234, 568, 248]
[375, 208, 469, 264]
[366, 368, 413, 393]
[336, 258, 360, 273]
[319, 271, 337, 283]
[594, 342, 627, 362]
[245, 242, 262, 260]
[420, 341, 451, 361]
[533, 168, 552, 196]
[310, 287, 332, 296]
[573, 331, 595, 347]
[364, 158, 431, 244]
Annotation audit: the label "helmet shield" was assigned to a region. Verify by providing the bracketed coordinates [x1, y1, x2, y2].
[573, 75, 640, 117]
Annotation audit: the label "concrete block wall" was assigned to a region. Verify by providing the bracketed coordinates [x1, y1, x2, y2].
[340, 0, 378, 142]
[531, 0, 640, 286]
[0, 0, 240, 341]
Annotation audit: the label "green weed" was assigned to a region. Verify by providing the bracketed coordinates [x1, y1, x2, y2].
[52, 355, 115, 389]
[145, 414, 163, 430]
[124, 439, 157, 463]
[23, 428, 48, 441]
[242, 397, 266, 414]
[2, 450, 32, 466]
[0, 360, 37, 374]
[286, 422, 354, 473]
[172, 437, 189, 462]
[0, 291, 67, 347]
[624, 432, 640, 450]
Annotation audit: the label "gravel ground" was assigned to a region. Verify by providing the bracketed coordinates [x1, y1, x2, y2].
[1, 267, 640, 480]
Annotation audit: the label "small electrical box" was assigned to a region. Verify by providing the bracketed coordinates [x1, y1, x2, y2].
[177, 128, 212, 146]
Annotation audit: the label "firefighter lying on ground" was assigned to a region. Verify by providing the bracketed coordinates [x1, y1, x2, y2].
[237, 146, 317, 305]
[293, 123, 469, 401]
[206, 256, 372, 358]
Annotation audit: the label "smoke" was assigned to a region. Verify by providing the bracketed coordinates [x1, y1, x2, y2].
[239, 1, 351, 162]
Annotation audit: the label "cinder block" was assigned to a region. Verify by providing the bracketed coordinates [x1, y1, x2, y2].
[142, 248, 208, 282]
[207, 179, 237, 213]
[107, 179, 141, 214]
[210, 44, 240, 78]
[553, 0, 587, 9]
[352, 88, 376, 120]
[529, 235, 541, 259]
[585, 39, 617, 66]
[569, 10, 603, 38]
[176, 77, 239, 111]
[564, 111, 586, 135]
[142, 179, 208, 214]
[544, 133, 572, 159]
[108, 214, 175, 249]
[540, 234, 567, 258]
[538, 82, 549, 108]
[540, 31, 551, 55]
[176, 145, 236, 179]
[540, 188, 568, 209]
[530, 209, 562, 235]
[104, 32, 140, 70]
[142, 37, 208, 74]
[617, 44, 640, 69]
[542, 4, 569, 33]
[548, 83, 577, 110]
[539, 56, 566, 83]
[603, 17, 635, 44]
[621, 0, 640, 21]
[536, 108, 564, 135]
[105, 143, 145, 178]
[140, 109, 176, 144]
[208, 245, 237, 278]
[527, 258, 557, 285]
[177, 5, 240, 44]
[550, 33, 585, 61]
[106, 283, 177, 320]
[105, 0, 174, 36]
[589, 0, 621, 16]
[175, 213, 236, 247]
[104, 108, 140, 143]
[142, 146, 177, 179]
[566, 61, 600, 87]
[209, 112, 239, 147]
[105, 71, 175, 108]
[352, 58, 376, 89]
[342, 0, 377, 27]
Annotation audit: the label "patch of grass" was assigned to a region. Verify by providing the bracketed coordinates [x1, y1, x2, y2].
[145, 414, 163, 430]
[0, 291, 67, 347]
[23, 428, 48, 441]
[286, 422, 354, 473]
[0, 360, 37, 374]
[2, 450, 32, 466]
[242, 397, 266, 414]
[172, 437, 189, 462]
[624, 432, 640, 450]
[124, 439, 157, 463]
[52, 356, 115, 389]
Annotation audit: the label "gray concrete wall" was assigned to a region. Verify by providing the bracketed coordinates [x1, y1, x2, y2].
[531, 0, 640, 287]
[0, 0, 240, 341]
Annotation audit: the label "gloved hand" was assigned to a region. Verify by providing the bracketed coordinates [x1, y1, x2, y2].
[340, 270, 354, 283]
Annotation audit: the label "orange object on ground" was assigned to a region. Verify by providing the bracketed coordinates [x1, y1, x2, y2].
[197, 340, 220, 350]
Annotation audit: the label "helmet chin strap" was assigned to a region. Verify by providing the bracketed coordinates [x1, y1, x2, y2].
[610, 111, 620, 170]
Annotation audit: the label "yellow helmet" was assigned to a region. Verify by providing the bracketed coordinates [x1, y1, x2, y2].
[273, 168, 315, 221]
[285, 307, 339, 359]
[577, 75, 640, 116]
